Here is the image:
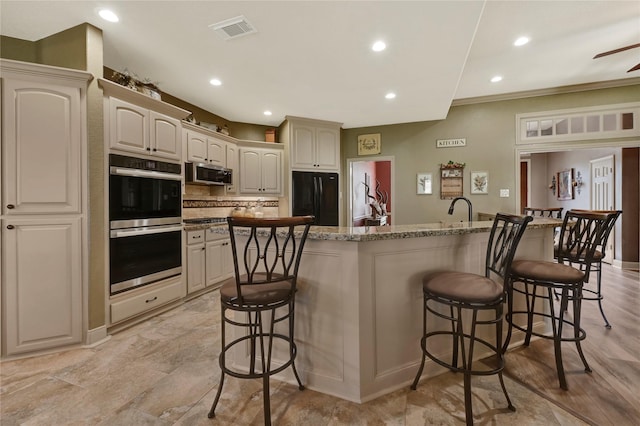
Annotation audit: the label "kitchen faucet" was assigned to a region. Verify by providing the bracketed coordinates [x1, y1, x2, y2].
[448, 197, 473, 222]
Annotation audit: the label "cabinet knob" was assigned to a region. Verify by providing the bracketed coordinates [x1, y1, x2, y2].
[146, 147, 151, 151]
[7, 204, 15, 209]
[145, 296, 158, 303]
[6, 225, 15, 230]
[153, 148, 157, 152]
[202, 247, 205, 251]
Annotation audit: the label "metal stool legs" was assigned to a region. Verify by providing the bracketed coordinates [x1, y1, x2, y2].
[411, 296, 515, 425]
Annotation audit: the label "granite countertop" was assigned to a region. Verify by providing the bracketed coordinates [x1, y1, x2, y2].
[185, 218, 561, 242]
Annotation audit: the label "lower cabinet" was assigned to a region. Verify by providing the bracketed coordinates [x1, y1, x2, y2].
[186, 228, 233, 294]
[2, 217, 83, 355]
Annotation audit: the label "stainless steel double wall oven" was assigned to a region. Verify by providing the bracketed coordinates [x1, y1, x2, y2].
[109, 154, 182, 294]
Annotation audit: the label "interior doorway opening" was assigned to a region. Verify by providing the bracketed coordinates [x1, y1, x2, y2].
[348, 156, 394, 227]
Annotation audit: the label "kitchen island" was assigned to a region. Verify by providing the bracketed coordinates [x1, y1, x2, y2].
[202, 219, 559, 403]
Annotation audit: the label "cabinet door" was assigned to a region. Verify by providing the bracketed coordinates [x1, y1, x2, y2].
[150, 111, 181, 161]
[205, 239, 224, 286]
[222, 239, 234, 279]
[3, 217, 83, 355]
[187, 130, 208, 163]
[109, 97, 149, 155]
[290, 125, 315, 169]
[261, 149, 282, 194]
[239, 148, 263, 193]
[315, 127, 340, 171]
[207, 137, 226, 166]
[187, 243, 205, 293]
[226, 144, 238, 193]
[2, 79, 82, 214]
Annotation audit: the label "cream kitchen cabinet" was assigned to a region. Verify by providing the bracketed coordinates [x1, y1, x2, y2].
[225, 143, 238, 193]
[1, 59, 91, 357]
[99, 78, 189, 162]
[186, 129, 227, 167]
[186, 229, 233, 294]
[288, 118, 341, 172]
[239, 147, 282, 194]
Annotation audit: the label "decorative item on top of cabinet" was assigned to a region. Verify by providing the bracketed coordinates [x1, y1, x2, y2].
[99, 78, 190, 162]
[1, 59, 92, 357]
[286, 116, 342, 172]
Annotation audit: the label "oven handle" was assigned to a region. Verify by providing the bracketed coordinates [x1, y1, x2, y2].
[110, 167, 183, 181]
[110, 225, 183, 238]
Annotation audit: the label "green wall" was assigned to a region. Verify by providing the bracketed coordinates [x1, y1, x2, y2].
[341, 85, 640, 224]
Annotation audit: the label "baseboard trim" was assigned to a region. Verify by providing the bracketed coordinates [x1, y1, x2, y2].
[612, 259, 639, 270]
[85, 325, 110, 347]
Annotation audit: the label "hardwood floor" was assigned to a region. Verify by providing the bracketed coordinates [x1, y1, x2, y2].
[503, 264, 640, 426]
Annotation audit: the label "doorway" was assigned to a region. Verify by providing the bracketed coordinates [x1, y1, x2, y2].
[347, 156, 394, 226]
[591, 155, 615, 263]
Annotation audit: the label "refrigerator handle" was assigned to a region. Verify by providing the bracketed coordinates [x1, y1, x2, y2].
[313, 176, 319, 215]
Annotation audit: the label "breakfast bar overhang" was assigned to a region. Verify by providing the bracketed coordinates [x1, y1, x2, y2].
[208, 219, 559, 403]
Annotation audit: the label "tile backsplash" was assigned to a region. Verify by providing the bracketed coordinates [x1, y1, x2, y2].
[183, 195, 279, 219]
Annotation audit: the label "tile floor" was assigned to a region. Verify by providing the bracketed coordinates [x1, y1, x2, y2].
[1, 290, 588, 425]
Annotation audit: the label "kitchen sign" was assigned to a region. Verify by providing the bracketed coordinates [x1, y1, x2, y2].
[436, 138, 466, 148]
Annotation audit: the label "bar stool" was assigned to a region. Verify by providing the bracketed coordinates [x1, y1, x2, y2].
[504, 210, 618, 390]
[208, 216, 314, 425]
[411, 213, 532, 425]
[558, 209, 622, 328]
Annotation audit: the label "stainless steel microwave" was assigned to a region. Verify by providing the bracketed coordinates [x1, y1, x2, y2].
[185, 162, 232, 185]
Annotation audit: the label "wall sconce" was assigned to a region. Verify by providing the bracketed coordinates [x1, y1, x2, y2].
[573, 170, 584, 195]
[549, 175, 556, 195]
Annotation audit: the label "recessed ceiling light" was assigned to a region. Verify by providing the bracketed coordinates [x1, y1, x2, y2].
[209, 78, 222, 86]
[98, 9, 119, 23]
[490, 75, 503, 83]
[372, 41, 386, 52]
[264, 110, 272, 116]
[514, 36, 530, 47]
[385, 92, 396, 99]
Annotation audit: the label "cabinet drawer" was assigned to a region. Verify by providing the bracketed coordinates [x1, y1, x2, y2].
[187, 230, 205, 244]
[206, 227, 227, 241]
[111, 277, 182, 324]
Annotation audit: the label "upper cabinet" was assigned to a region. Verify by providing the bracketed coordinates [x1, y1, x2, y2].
[2, 69, 88, 215]
[99, 78, 190, 162]
[287, 117, 341, 172]
[185, 128, 228, 167]
[239, 147, 282, 194]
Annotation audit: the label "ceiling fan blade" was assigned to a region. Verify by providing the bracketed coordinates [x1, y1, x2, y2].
[593, 43, 640, 59]
[628, 63, 640, 72]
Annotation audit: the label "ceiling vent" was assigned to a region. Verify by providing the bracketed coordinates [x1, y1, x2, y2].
[210, 15, 257, 40]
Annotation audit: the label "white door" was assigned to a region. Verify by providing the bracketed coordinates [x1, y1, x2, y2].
[590, 155, 615, 263]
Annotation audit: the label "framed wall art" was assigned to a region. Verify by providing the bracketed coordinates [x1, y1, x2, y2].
[357, 133, 381, 155]
[556, 168, 574, 200]
[470, 171, 488, 194]
[417, 173, 432, 194]
[440, 164, 464, 199]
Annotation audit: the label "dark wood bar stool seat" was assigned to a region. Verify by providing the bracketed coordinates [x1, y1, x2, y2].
[503, 210, 618, 390]
[411, 213, 532, 425]
[208, 215, 314, 425]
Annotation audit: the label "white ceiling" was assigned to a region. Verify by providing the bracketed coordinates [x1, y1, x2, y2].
[1, 1, 639, 129]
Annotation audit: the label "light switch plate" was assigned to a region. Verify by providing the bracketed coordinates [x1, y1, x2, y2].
[500, 189, 510, 197]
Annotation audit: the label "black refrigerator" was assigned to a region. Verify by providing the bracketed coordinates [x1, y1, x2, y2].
[292, 171, 339, 226]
